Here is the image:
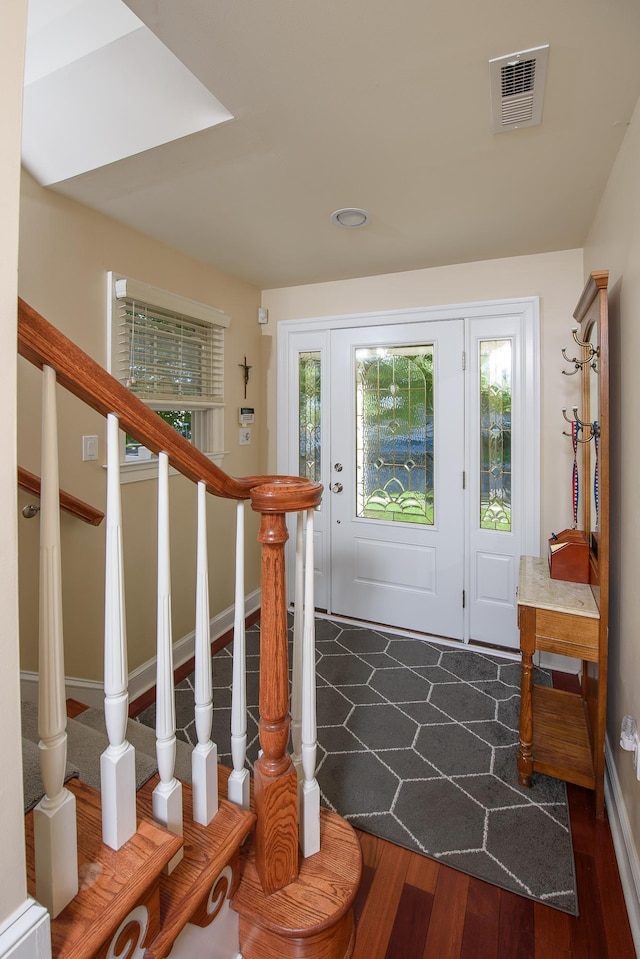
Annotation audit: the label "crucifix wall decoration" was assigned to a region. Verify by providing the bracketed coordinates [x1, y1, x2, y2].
[238, 355, 252, 399]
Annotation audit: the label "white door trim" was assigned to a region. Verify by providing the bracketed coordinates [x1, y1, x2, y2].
[276, 297, 540, 643]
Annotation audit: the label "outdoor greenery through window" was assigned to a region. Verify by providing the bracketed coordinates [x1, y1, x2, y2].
[479, 338, 512, 531]
[125, 411, 192, 459]
[356, 345, 434, 524]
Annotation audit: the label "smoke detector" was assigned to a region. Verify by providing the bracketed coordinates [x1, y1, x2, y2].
[489, 44, 549, 133]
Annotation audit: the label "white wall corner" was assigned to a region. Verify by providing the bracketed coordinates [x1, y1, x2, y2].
[0, 900, 51, 959]
[605, 734, 640, 955]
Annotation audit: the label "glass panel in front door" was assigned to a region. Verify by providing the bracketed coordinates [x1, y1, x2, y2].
[479, 338, 512, 532]
[355, 345, 434, 525]
[298, 351, 322, 487]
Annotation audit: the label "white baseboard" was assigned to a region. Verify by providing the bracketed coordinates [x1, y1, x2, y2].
[0, 900, 50, 959]
[20, 589, 261, 709]
[605, 734, 640, 956]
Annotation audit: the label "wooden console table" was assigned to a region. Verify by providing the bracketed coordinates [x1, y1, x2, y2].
[517, 555, 605, 816]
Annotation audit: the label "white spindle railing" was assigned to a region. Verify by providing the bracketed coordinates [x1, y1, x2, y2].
[33, 365, 79, 917]
[228, 501, 250, 809]
[152, 452, 183, 873]
[299, 508, 320, 856]
[101, 413, 137, 849]
[290, 512, 304, 783]
[192, 480, 218, 826]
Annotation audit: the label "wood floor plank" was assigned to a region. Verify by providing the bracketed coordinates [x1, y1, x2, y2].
[384, 883, 433, 959]
[533, 902, 571, 951]
[405, 848, 440, 894]
[460, 911, 499, 959]
[352, 839, 410, 959]
[569, 851, 608, 958]
[353, 863, 376, 928]
[593, 813, 635, 957]
[467, 877, 501, 923]
[498, 891, 535, 959]
[422, 866, 470, 959]
[534, 943, 571, 959]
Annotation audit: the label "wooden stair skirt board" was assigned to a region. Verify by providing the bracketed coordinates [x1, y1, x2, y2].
[24, 776, 255, 959]
[232, 808, 363, 959]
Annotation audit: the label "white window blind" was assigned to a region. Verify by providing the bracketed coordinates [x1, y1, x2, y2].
[113, 276, 230, 409]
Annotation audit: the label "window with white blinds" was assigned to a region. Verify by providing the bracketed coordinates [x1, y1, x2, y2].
[112, 276, 229, 407]
[108, 273, 230, 476]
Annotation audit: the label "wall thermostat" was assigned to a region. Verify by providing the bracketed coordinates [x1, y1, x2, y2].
[239, 406, 255, 425]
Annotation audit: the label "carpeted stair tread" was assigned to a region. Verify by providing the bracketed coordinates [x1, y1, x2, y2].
[75, 707, 193, 784]
[22, 737, 80, 813]
[21, 702, 157, 801]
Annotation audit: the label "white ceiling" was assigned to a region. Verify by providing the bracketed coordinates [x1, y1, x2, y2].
[24, 0, 640, 290]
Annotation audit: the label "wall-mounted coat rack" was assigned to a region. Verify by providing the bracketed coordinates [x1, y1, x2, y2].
[561, 327, 600, 375]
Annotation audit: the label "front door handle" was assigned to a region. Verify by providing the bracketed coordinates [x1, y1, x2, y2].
[331, 482, 344, 493]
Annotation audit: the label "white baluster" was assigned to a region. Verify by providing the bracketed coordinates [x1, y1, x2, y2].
[227, 500, 249, 808]
[152, 452, 183, 872]
[101, 413, 136, 849]
[192, 480, 218, 825]
[290, 512, 304, 783]
[300, 508, 320, 857]
[33, 365, 79, 917]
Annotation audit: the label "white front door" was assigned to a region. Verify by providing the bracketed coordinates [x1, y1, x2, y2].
[329, 322, 464, 638]
[278, 299, 539, 650]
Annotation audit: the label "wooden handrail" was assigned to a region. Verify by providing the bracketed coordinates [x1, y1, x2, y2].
[18, 296, 324, 899]
[18, 298, 320, 507]
[18, 466, 105, 526]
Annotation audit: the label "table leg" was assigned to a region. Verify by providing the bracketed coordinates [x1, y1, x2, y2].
[518, 605, 535, 787]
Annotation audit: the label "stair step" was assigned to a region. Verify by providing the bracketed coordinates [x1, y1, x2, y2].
[135, 774, 256, 959]
[231, 807, 362, 959]
[24, 778, 182, 959]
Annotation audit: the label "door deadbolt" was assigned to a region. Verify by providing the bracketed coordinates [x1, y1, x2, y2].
[334, 462, 343, 472]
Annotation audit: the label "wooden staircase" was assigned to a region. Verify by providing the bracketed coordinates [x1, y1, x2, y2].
[24, 762, 360, 959]
[17, 298, 362, 959]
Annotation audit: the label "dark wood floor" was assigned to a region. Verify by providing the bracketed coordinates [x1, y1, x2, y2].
[351, 764, 634, 958]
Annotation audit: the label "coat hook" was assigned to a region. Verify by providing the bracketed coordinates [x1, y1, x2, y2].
[562, 407, 595, 442]
[561, 329, 600, 374]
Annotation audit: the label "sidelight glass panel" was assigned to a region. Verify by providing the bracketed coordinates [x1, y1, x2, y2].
[355, 345, 434, 524]
[479, 339, 512, 531]
[298, 351, 322, 484]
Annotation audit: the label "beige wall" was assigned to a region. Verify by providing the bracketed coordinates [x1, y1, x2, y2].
[18, 173, 265, 680]
[1, 0, 28, 925]
[262, 248, 585, 553]
[584, 95, 640, 850]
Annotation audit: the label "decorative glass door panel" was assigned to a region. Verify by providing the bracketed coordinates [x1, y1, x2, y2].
[298, 351, 322, 488]
[356, 346, 434, 525]
[479, 339, 512, 531]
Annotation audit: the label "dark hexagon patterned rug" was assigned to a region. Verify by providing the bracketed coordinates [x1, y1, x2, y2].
[137, 616, 578, 915]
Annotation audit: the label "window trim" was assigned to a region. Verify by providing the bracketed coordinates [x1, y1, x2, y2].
[107, 272, 230, 481]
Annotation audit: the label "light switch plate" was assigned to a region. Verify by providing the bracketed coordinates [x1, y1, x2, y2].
[82, 435, 98, 461]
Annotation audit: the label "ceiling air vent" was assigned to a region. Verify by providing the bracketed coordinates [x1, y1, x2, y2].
[489, 44, 549, 133]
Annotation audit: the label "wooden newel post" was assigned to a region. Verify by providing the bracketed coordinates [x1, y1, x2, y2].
[254, 508, 298, 894]
[251, 480, 322, 897]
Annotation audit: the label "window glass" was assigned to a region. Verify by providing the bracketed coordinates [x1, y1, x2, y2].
[355, 345, 434, 525]
[479, 339, 512, 531]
